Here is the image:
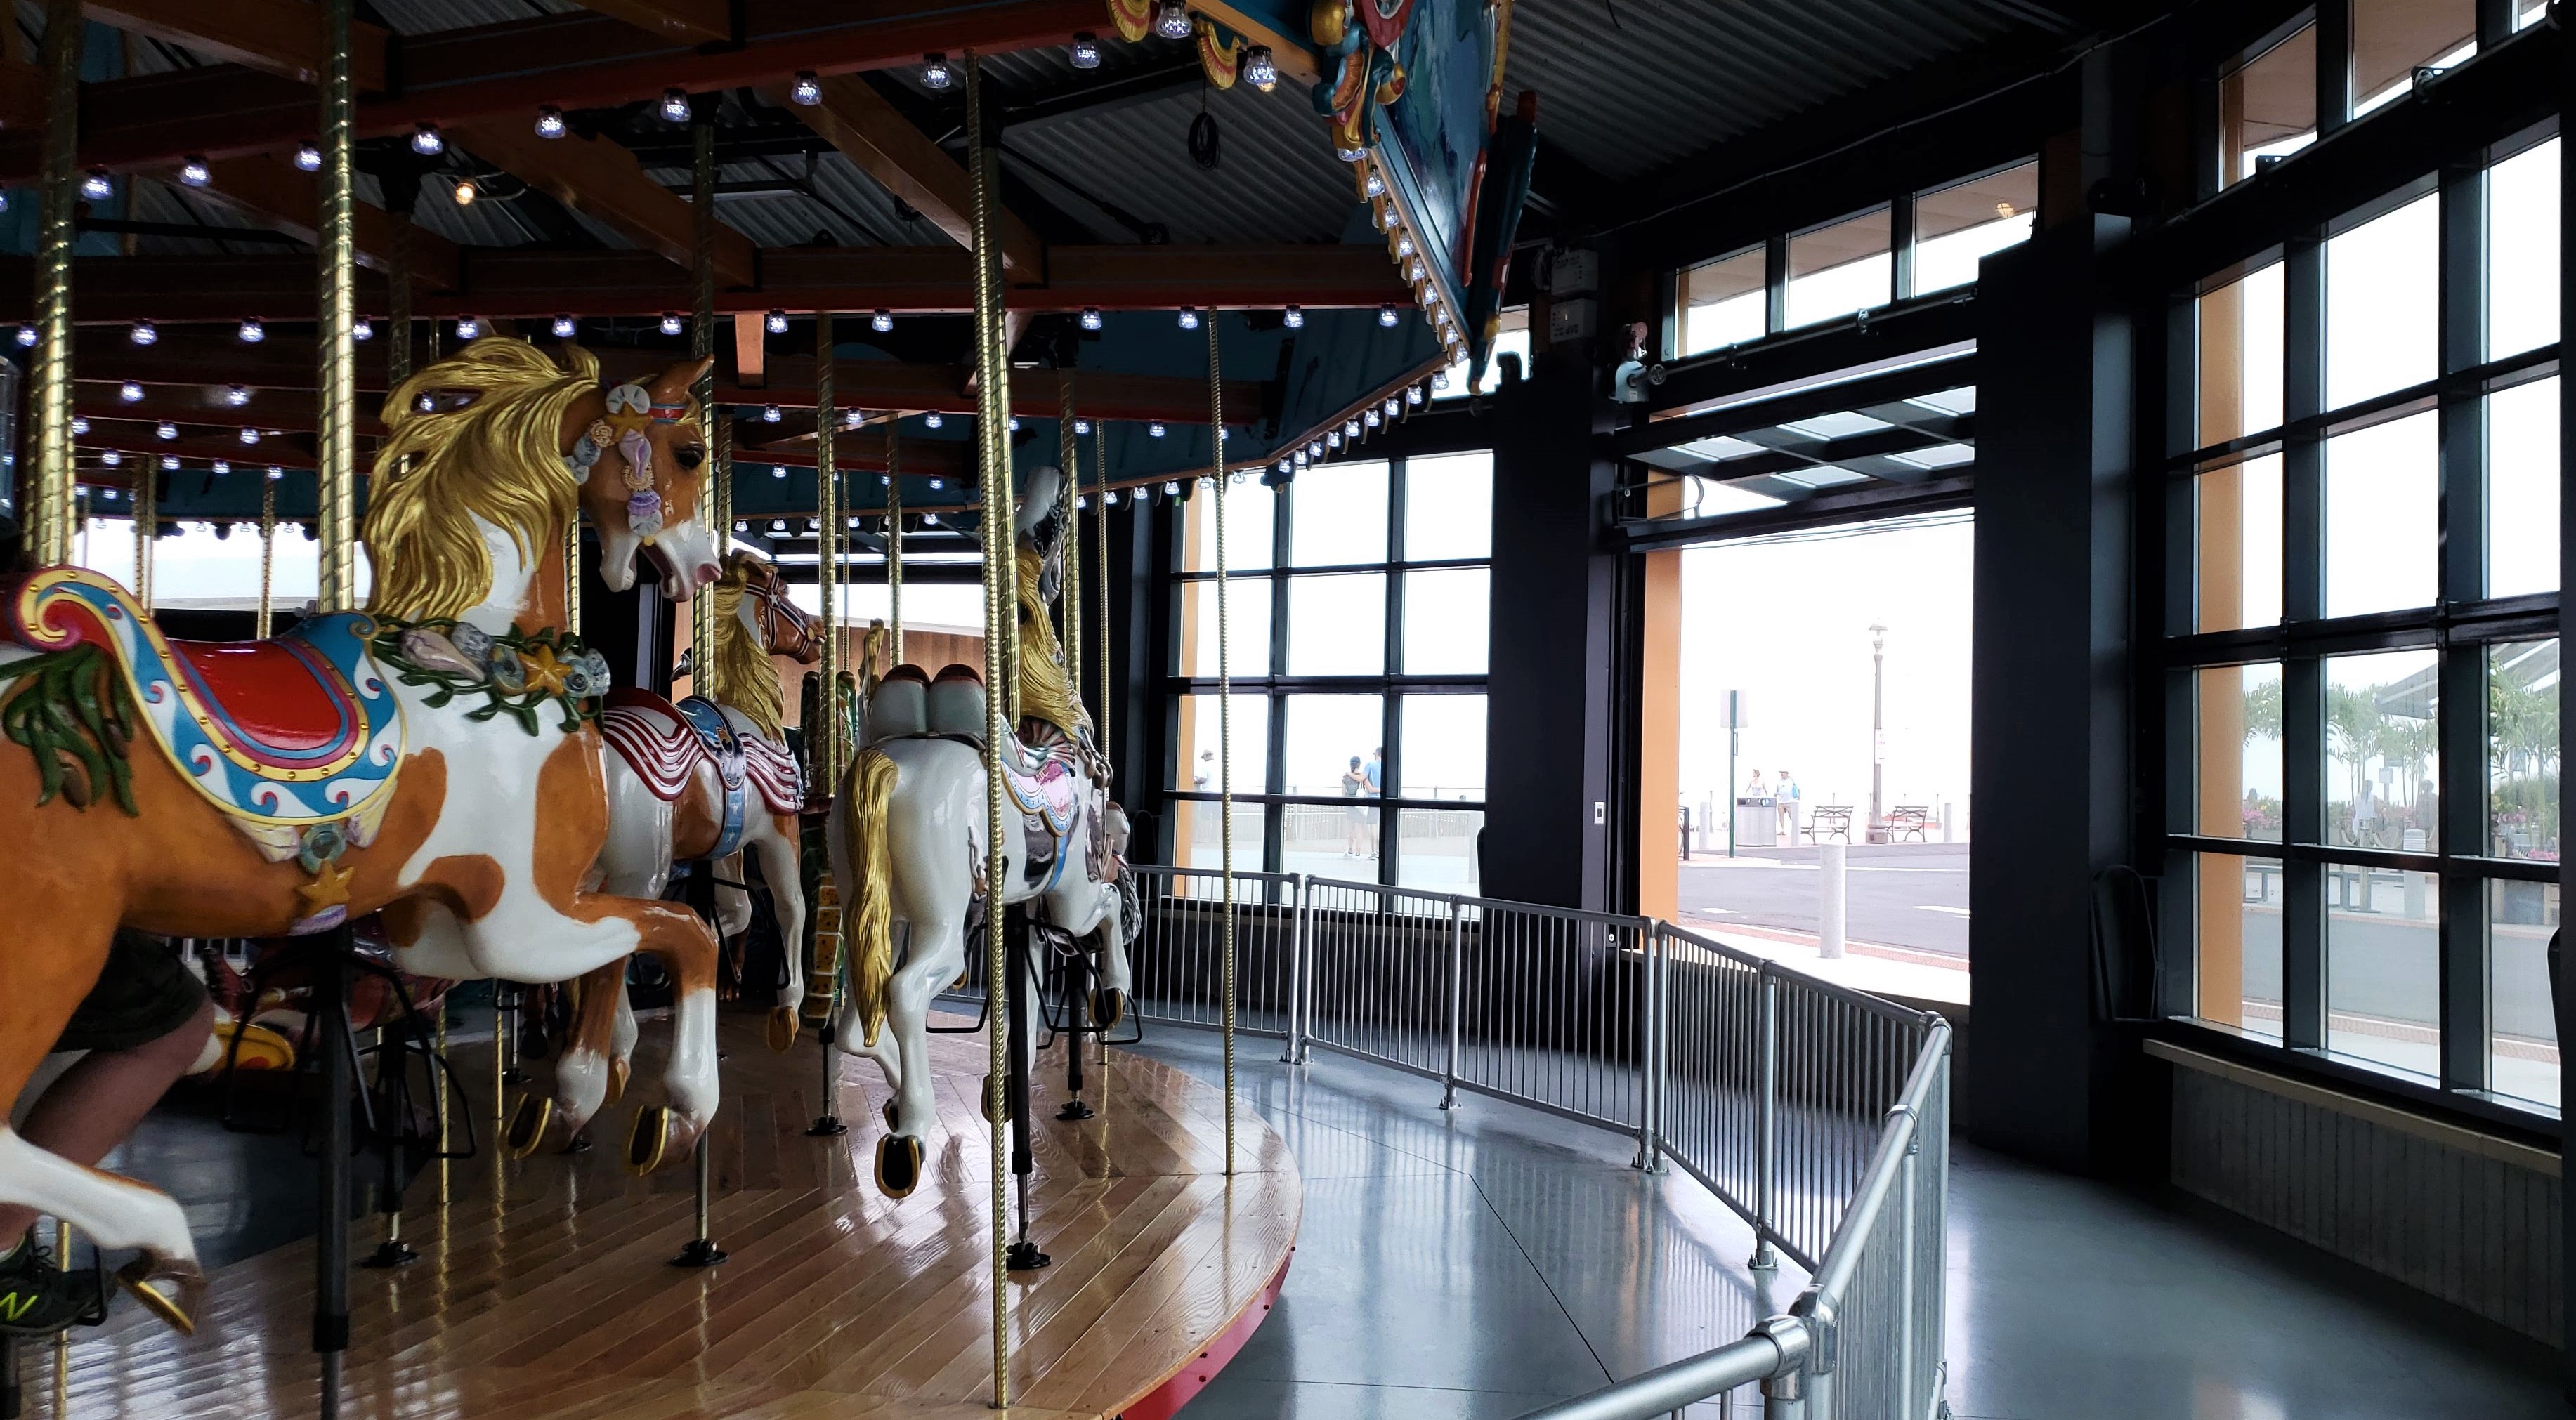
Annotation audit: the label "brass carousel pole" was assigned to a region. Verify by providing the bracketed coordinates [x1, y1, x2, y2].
[256, 476, 277, 638]
[815, 315, 839, 786]
[1092, 421, 1112, 765]
[965, 50, 1020, 1409]
[1208, 316, 1236, 1178]
[689, 107, 718, 690]
[1059, 378, 1081, 725]
[132, 465, 153, 612]
[887, 425, 905, 666]
[27, 0, 79, 567]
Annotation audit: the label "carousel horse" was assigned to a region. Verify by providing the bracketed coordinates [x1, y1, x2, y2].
[0, 338, 724, 1332]
[502, 551, 820, 1157]
[829, 464, 1139, 1198]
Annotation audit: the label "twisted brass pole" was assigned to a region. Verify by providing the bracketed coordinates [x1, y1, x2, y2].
[1209, 316, 1235, 1177]
[315, 0, 358, 608]
[690, 112, 718, 683]
[387, 210, 412, 388]
[27, 0, 79, 567]
[816, 312, 840, 785]
[887, 425, 904, 666]
[256, 474, 277, 638]
[1093, 421, 1111, 767]
[132, 466, 153, 611]
[1059, 376, 1081, 727]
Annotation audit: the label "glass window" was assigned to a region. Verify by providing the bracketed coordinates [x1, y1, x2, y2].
[2324, 413, 2438, 618]
[2325, 857, 2440, 1079]
[2197, 263, 2284, 446]
[2323, 647, 2440, 849]
[1281, 694, 1384, 798]
[1398, 694, 1485, 801]
[2352, 0, 2476, 117]
[2195, 455, 2283, 631]
[1396, 807, 1483, 894]
[1180, 481, 1274, 572]
[1678, 247, 1766, 356]
[2489, 878, 2561, 1107]
[1911, 162, 2037, 296]
[1434, 312, 1531, 400]
[2197, 852, 2285, 1039]
[1289, 460, 1388, 566]
[1172, 798, 1268, 874]
[1173, 577, 1272, 678]
[1405, 451, 1493, 561]
[2485, 639, 2558, 860]
[2197, 664, 2284, 841]
[2325, 193, 2438, 409]
[1402, 567, 1489, 675]
[1170, 692, 1269, 795]
[2487, 138, 2560, 361]
[2221, 25, 2317, 186]
[2487, 377, 2559, 598]
[1286, 572, 1387, 675]
[1785, 208, 1890, 329]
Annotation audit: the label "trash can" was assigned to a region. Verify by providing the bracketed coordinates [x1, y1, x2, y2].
[1734, 796, 1777, 848]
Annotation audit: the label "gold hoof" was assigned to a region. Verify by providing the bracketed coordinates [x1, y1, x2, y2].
[1092, 989, 1128, 1031]
[604, 1057, 631, 1107]
[979, 1074, 1013, 1125]
[625, 1105, 672, 1177]
[766, 1006, 801, 1053]
[504, 1092, 554, 1160]
[875, 1135, 922, 1198]
[114, 1256, 203, 1337]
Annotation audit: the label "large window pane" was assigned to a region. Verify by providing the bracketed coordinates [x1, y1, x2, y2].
[2486, 639, 2559, 860]
[1173, 577, 1272, 677]
[2221, 25, 2316, 186]
[1289, 459, 1388, 565]
[1910, 162, 2036, 296]
[2195, 455, 2282, 631]
[1170, 692, 1269, 795]
[2487, 377, 2559, 598]
[1172, 798, 1268, 874]
[1396, 807, 1482, 894]
[1403, 567, 1489, 675]
[2325, 193, 2437, 409]
[2352, 0, 2476, 117]
[2325, 857, 2440, 1080]
[1678, 247, 1765, 356]
[1405, 451, 1493, 561]
[1434, 313, 1531, 400]
[2490, 878, 2561, 1108]
[1281, 694, 1384, 797]
[2196, 852, 2284, 1039]
[2489, 139, 2561, 361]
[2197, 664, 2284, 841]
[2324, 413, 2438, 617]
[1286, 572, 1386, 675]
[1180, 481, 1274, 572]
[1785, 208, 1890, 329]
[2197, 263, 2284, 445]
[2323, 647, 2439, 849]
[1398, 693, 1485, 801]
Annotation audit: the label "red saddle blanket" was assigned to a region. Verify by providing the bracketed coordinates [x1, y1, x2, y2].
[167, 638, 358, 760]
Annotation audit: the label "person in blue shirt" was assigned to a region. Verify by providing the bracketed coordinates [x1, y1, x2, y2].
[1776, 770, 1802, 842]
[1361, 748, 1384, 860]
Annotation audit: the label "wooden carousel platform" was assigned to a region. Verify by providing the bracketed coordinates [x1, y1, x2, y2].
[19, 1011, 1300, 1419]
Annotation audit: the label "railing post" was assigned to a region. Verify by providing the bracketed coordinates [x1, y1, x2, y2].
[1751, 967, 1779, 1270]
[1282, 873, 1309, 1064]
[1898, 1133, 1919, 1420]
[1439, 895, 1464, 1110]
[1636, 921, 1663, 1173]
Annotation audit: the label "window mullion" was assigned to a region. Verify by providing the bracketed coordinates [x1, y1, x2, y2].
[2439, 648, 2489, 1089]
[2315, 0, 2353, 137]
[2283, 656, 2327, 1050]
[1381, 454, 1407, 886]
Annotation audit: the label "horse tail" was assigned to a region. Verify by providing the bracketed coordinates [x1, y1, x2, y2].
[840, 747, 902, 1049]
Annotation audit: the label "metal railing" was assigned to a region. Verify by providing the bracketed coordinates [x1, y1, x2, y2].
[972, 867, 1951, 1417]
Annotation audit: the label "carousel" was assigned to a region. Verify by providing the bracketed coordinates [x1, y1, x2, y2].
[0, 0, 1531, 1414]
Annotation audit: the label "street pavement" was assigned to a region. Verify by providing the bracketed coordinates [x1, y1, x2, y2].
[1676, 842, 1968, 957]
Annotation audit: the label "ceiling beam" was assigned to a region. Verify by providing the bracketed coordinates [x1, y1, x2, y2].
[563, 0, 731, 46]
[191, 155, 464, 291]
[451, 121, 759, 288]
[769, 74, 1046, 278]
[693, 357, 1258, 425]
[2, 1, 1104, 179]
[86, 0, 390, 90]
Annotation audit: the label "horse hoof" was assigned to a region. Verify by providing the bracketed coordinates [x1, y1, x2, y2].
[504, 1092, 554, 1160]
[1091, 989, 1128, 1031]
[766, 1006, 801, 1053]
[882, 1098, 899, 1132]
[979, 1075, 1014, 1125]
[604, 1058, 631, 1107]
[113, 1256, 204, 1338]
[875, 1136, 923, 1198]
[625, 1105, 672, 1177]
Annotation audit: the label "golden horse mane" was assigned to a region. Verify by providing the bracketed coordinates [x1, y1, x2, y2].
[705, 553, 786, 741]
[1014, 542, 1086, 739]
[365, 339, 602, 622]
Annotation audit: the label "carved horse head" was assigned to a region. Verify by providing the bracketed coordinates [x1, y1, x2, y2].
[724, 551, 818, 665]
[580, 356, 723, 602]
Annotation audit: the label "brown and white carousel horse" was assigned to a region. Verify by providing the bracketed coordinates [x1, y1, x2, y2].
[0, 338, 722, 1332]
[503, 551, 820, 1157]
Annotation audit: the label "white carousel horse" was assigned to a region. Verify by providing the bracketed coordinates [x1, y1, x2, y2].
[506, 551, 820, 1156]
[0, 339, 724, 1330]
[827, 464, 1139, 1197]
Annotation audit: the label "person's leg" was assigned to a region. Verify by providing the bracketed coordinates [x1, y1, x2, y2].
[0, 995, 213, 1244]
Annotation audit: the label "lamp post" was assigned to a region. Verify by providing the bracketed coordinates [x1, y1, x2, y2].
[1869, 622, 1887, 838]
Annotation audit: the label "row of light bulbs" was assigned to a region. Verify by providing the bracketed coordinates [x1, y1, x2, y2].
[79, 452, 290, 479]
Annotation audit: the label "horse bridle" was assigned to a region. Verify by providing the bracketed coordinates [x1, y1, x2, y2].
[740, 565, 816, 660]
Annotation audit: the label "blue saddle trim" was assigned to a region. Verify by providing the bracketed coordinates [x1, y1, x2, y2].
[676, 695, 749, 860]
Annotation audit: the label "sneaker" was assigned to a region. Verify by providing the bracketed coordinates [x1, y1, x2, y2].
[0, 1232, 105, 1336]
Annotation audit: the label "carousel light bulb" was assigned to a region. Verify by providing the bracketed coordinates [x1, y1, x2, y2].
[771, 519, 786, 532]
[155, 421, 177, 440]
[71, 416, 88, 434]
[927, 477, 944, 490]
[765, 308, 789, 334]
[922, 412, 943, 429]
[771, 464, 787, 479]
[1364, 407, 1381, 428]
[1397, 234, 1414, 257]
[160, 454, 178, 470]
[417, 395, 434, 412]
[1244, 46, 1278, 91]
[100, 450, 120, 466]
[920, 53, 953, 90]
[1308, 440, 1323, 457]
[353, 315, 373, 341]
[879, 473, 891, 485]
[1080, 306, 1103, 331]
[410, 122, 444, 156]
[1432, 369, 1451, 391]
[1407, 383, 1425, 405]
[212, 460, 230, 475]
[1073, 418, 1091, 435]
[1075, 494, 1087, 510]
[551, 315, 577, 338]
[871, 308, 893, 332]
[807, 519, 821, 532]
[658, 312, 684, 336]
[535, 105, 566, 138]
[659, 88, 693, 124]
[924, 511, 941, 523]
[733, 519, 748, 532]
[129, 320, 157, 346]
[451, 176, 477, 206]
[846, 409, 863, 426]
[1153, 0, 1191, 39]
[1165, 481, 1180, 497]
[1276, 459, 1292, 473]
[14, 325, 34, 347]
[267, 466, 284, 480]
[1384, 396, 1400, 415]
[1365, 170, 1385, 197]
[455, 316, 480, 340]
[178, 155, 210, 187]
[1283, 304, 1305, 329]
[1147, 421, 1166, 438]
[294, 142, 322, 171]
[790, 72, 823, 105]
[117, 382, 143, 403]
[1326, 430, 1341, 449]
[239, 426, 261, 444]
[1378, 303, 1398, 327]
[1344, 418, 1361, 436]
[1337, 144, 1368, 162]
[762, 404, 782, 423]
[1408, 258, 1424, 281]
[237, 317, 266, 343]
[1007, 416, 1021, 432]
[1423, 287, 1441, 309]
[79, 169, 110, 200]
[1293, 449, 1308, 466]
[1069, 32, 1101, 69]
[847, 516, 860, 530]
[1381, 206, 1400, 231]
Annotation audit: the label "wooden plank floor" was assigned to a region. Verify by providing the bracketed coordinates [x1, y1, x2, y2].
[16, 1011, 1300, 1419]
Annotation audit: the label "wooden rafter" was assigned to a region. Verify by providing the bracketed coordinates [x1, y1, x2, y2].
[85, 0, 390, 90]
[451, 121, 758, 289]
[190, 155, 464, 290]
[562, 0, 731, 46]
[769, 74, 1046, 277]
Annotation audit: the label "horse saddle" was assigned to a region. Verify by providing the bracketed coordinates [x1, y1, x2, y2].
[599, 688, 801, 860]
[6, 566, 403, 860]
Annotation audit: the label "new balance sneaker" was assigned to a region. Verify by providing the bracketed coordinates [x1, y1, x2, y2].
[0, 1231, 105, 1336]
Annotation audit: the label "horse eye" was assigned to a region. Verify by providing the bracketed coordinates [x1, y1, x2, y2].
[674, 445, 705, 471]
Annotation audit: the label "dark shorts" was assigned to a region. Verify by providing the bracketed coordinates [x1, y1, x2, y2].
[57, 931, 207, 1054]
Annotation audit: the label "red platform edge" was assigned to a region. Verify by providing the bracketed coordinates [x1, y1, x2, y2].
[1116, 1249, 1294, 1420]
